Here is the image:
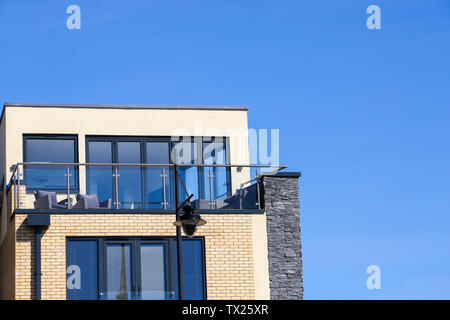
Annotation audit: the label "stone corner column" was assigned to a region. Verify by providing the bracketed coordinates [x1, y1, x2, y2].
[261, 172, 304, 300]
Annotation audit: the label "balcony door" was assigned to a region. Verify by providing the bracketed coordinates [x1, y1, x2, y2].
[67, 237, 206, 300]
[86, 136, 231, 210]
[116, 141, 143, 209]
[86, 137, 171, 209]
[145, 142, 172, 208]
[102, 240, 169, 300]
[23, 135, 79, 192]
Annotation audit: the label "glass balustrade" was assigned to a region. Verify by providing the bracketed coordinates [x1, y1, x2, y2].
[7, 163, 277, 211]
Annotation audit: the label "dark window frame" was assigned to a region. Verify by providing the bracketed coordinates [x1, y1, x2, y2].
[85, 136, 231, 207]
[23, 134, 79, 193]
[200, 136, 232, 200]
[66, 236, 207, 300]
[86, 136, 172, 209]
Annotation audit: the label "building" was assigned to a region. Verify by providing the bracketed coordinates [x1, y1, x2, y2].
[0, 102, 303, 300]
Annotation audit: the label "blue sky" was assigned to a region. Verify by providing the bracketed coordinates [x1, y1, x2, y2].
[1, 1, 450, 299]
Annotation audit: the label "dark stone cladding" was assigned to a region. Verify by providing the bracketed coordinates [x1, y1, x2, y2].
[262, 172, 304, 300]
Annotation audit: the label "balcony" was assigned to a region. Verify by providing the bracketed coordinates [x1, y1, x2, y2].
[7, 162, 286, 215]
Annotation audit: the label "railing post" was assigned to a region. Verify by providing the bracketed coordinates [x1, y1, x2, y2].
[239, 187, 243, 209]
[161, 168, 168, 209]
[256, 168, 261, 209]
[208, 167, 215, 209]
[17, 165, 21, 209]
[13, 171, 17, 210]
[65, 166, 72, 209]
[113, 165, 120, 209]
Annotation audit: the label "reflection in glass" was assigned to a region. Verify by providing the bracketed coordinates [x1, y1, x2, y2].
[117, 142, 142, 209]
[24, 138, 78, 191]
[172, 140, 200, 203]
[87, 141, 113, 203]
[140, 244, 166, 300]
[145, 142, 171, 208]
[203, 140, 229, 201]
[67, 240, 99, 300]
[105, 244, 132, 300]
[172, 239, 205, 300]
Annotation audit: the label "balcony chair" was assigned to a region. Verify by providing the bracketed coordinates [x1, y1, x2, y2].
[73, 193, 112, 209]
[33, 190, 70, 209]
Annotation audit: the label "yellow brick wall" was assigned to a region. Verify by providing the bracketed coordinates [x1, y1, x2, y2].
[0, 184, 27, 300]
[13, 213, 255, 300]
[0, 215, 15, 299]
[7, 184, 26, 217]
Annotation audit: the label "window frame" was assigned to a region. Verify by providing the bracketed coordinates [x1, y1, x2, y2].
[85, 136, 231, 208]
[66, 239, 100, 300]
[66, 236, 207, 300]
[23, 134, 79, 193]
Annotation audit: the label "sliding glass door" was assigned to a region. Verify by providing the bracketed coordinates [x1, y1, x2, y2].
[67, 238, 205, 300]
[145, 142, 172, 209]
[86, 141, 114, 204]
[139, 243, 168, 299]
[86, 136, 230, 210]
[87, 138, 172, 209]
[117, 141, 143, 209]
[104, 242, 134, 300]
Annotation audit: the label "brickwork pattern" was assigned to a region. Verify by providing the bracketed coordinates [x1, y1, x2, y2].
[12, 213, 255, 300]
[0, 184, 27, 299]
[0, 217, 15, 299]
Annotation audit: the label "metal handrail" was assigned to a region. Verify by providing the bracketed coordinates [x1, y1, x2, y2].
[13, 162, 288, 169]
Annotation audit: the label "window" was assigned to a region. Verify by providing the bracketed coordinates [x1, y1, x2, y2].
[66, 237, 206, 300]
[172, 138, 201, 204]
[145, 142, 171, 208]
[116, 141, 143, 208]
[86, 141, 113, 204]
[86, 136, 230, 209]
[67, 240, 99, 300]
[171, 136, 231, 205]
[202, 137, 229, 201]
[86, 137, 173, 209]
[23, 135, 78, 192]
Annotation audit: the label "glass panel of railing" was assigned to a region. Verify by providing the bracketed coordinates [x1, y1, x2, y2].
[86, 164, 114, 206]
[144, 166, 173, 209]
[14, 162, 267, 211]
[238, 179, 260, 210]
[202, 167, 230, 204]
[179, 165, 259, 210]
[177, 165, 200, 205]
[24, 163, 78, 192]
[117, 165, 143, 209]
[198, 166, 231, 209]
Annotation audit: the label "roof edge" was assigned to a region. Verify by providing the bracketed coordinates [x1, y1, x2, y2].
[3, 102, 249, 111]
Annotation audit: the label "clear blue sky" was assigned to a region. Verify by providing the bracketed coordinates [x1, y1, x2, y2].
[1, 1, 449, 299]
